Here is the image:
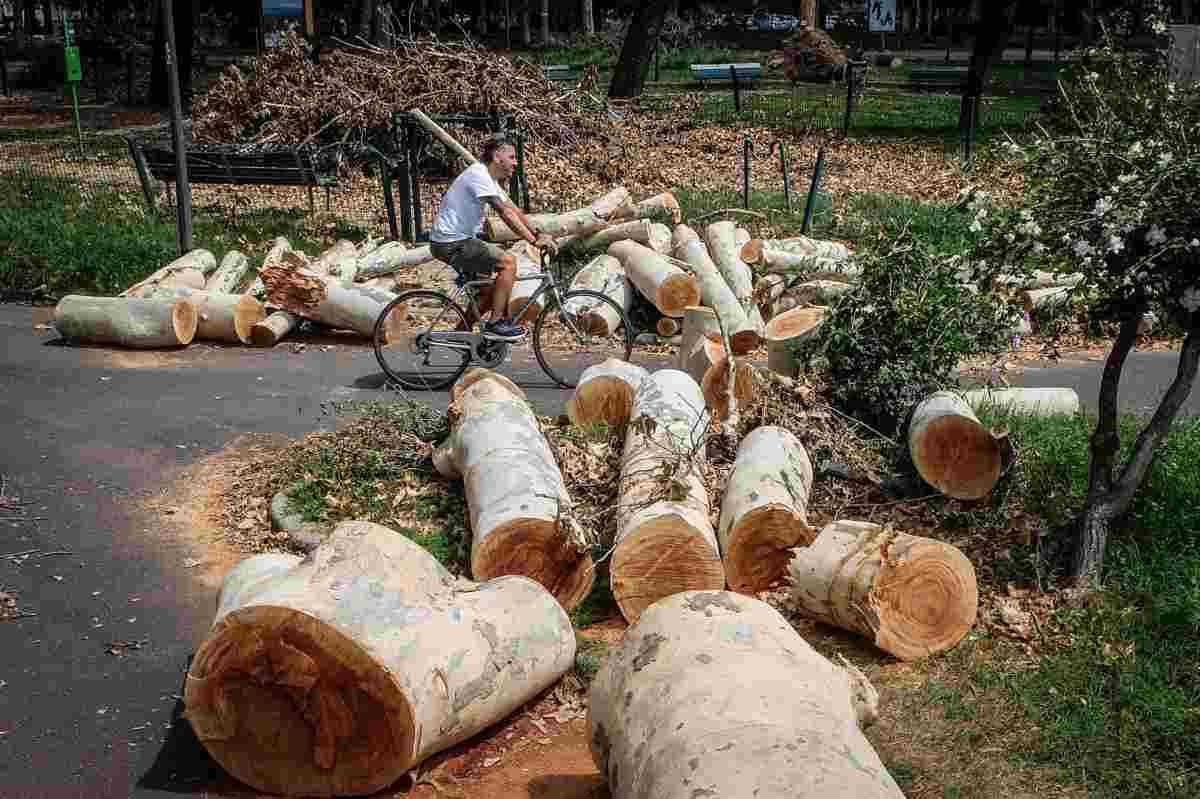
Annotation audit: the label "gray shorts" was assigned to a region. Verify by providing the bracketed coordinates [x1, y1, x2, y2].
[430, 238, 506, 278]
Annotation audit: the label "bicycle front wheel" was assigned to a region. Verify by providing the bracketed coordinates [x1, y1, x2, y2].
[532, 289, 634, 388]
[373, 290, 472, 391]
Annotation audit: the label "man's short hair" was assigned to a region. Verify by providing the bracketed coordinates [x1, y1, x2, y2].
[480, 135, 514, 164]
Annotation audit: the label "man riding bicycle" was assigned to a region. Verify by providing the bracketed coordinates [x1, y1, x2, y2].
[429, 135, 559, 342]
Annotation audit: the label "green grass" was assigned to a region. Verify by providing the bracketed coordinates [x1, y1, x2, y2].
[672, 185, 834, 239]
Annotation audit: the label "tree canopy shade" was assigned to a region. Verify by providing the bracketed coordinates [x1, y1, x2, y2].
[608, 0, 670, 98]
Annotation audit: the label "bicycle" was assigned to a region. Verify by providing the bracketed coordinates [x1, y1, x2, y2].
[372, 250, 634, 391]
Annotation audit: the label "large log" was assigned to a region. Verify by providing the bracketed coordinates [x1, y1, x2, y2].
[566, 358, 650, 429]
[612, 370, 725, 624]
[260, 253, 407, 341]
[789, 520, 978, 661]
[205, 250, 250, 293]
[671, 221, 701, 257]
[565, 254, 631, 336]
[742, 236, 852, 263]
[756, 275, 854, 319]
[734, 226, 751, 249]
[561, 219, 672, 254]
[589, 186, 632, 218]
[705, 221, 756, 310]
[184, 520, 576, 798]
[764, 306, 826, 378]
[507, 242, 544, 323]
[675, 225, 760, 354]
[54, 295, 198, 348]
[995, 270, 1084, 290]
[433, 371, 594, 610]
[484, 208, 608, 243]
[589, 590, 903, 799]
[607, 240, 700, 318]
[675, 306, 722, 373]
[962, 387, 1081, 417]
[1021, 285, 1073, 313]
[244, 237, 291, 296]
[356, 243, 437, 281]
[249, 310, 302, 348]
[909, 391, 1003, 500]
[156, 287, 266, 344]
[310, 240, 358, 274]
[701, 354, 756, 421]
[719, 426, 814, 594]
[120, 249, 213, 298]
[611, 191, 681, 224]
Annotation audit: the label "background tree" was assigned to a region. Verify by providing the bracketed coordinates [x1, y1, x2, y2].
[581, 0, 595, 35]
[149, 0, 194, 108]
[608, 0, 669, 98]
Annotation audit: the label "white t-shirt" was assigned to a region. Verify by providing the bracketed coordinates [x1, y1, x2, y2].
[430, 163, 506, 244]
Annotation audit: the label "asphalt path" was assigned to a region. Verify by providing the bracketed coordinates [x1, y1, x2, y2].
[0, 301, 1193, 798]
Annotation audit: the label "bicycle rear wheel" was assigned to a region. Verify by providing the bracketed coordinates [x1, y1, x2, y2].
[532, 289, 634, 389]
[373, 290, 472, 391]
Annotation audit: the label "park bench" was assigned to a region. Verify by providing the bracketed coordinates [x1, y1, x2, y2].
[126, 137, 338, 213]
[909, 65, 967, 92]
[690, 62, 763, 85]
[543, 64, 583, 82]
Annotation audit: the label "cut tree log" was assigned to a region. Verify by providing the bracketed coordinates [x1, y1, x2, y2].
[433, 370, 594, 610]
[356, 243, 438, 280]
[184, 520, 576, 798]
[120, 249, 213, 298]
[244, 237, 291, 296]
[249, 310, 302, 348]
[205, 250, 250, 293]
[310, 240, 358, 275]
[607, 240, 700, 318]
[719, 426, 814, 594]
[701, 354, 755, 421]
[410, 108, 478, 165]
[655, 317, 680, 337]
[789, 520, 979, 661]
[566, 358, 650, 429]
[756, 275, 854, 318]
[758, 250, 861, 282]
[612, 370, 724, 624]
[484, 208, 608, 243]
[675, 226, 760, 354]
[734, 226, 751, 248]
[507, 242, 543, 323]
[994, 270, 1084, 290]
[564, 254, 630, 336]
[54, 295, 198, 348]
[676, 305, 725, 380]
[764, 306, 827, 378]
[362, 275, 398, 293]
[908, 390, 1003, 500]
[742, 236, 852, 263]
[155, 287, 265, 344]
[671, 221, 701, 257]
[260, 253, 407, 341]
[962, 387, 1081, 417]
[1021, 285, 1073, 313]
[589, 590, 903, 799]
[589, 186, 632, 219]
[559, 219, 672, 255]
[705, 221, 757, 309]
[611, 191, 681, 224]
[648, 223, 673, 254]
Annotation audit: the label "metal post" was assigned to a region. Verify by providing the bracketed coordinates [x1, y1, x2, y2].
[127, 137, 158, 215]
[742, 135, 752, 210]
[963, 95, 977, 164]
[513, 131, 529, 212]
[801, 146, 826, 235]
[730, 65, 741, 114]
[408, 129, 424, 240]
[396, 125, 414, 242]
[777, 142, 791, 212]
[654, 41, 660, 83]
[162, 0, 193, 252]
[1, 56, 8, 98]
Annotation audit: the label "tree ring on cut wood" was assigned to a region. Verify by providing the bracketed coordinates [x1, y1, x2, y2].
[870, 538, 978, 659]
[471, 523, 595, 611]
[610, 515, 727, 624]
[908, 392, 1002, 500]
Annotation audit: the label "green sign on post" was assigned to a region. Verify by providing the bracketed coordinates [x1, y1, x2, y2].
[63, 13, 83, 151]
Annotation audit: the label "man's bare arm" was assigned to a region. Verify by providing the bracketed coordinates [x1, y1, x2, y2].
[487, 197, 537, 244]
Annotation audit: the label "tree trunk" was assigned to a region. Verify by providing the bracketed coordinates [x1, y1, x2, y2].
[608, 0, 670, 98]
[607, 240, 699, 318]
[506, 242, 543, 323]
[521, 8, 532, 46]
[310, 240, 359, 278]
[54, 295, 199, 348]
[249, 310, 302, 348]
[567, 358, 649, 428]
[259, 253, 407, 340]
[704, 221, 757, 312]
[764, 306, 826, 378]
[539, 0, 549, 43]
[719, 426, 814, 594]
[13, 0, 26, 50]
[742, 236, 853, 263]
[205, 250, 250, 293]
[799, 0, 817, 28]
[611, 191, 681, 224]
[155, 288, 265, 344]
[589, 591, 903, 799]
[120, 249, 214, 298]
[963, 387, 1080, 417]
[908, 390, 1003, 500]
[580, 0, 595, 35]
[433, 370, 595, 609]
[565, 254, 631, 336]
[356, 244, 436, 280]
[612, 370, 724, 624]
[560, 220, 672, 255]
[184, 520, 576, 798]
[959, 1, 1019, 132]
[789, 520, 979, 661]
[1021, 286, 1073, 313]
[674, 228, 760, 354]
[483, 208, 608, 242]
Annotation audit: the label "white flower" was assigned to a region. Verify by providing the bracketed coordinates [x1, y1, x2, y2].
[1189, 239, 1200, 249]
[1019, 209, 1033, 221]
[1118, 173, 1137, 184]
[1005, 232, 1016, 244]
[1157, 153, 1174, 167]
[1092, 196, 1114, 218]
[969, 219, 983, 234]
[1145, 225, 1168, 246]
[1182, 287, 1200, 313]
[1128, 142, 1144, 156]
[1086, 71, 1100, 81]
[1151, 19, 1168, 35]
[1073, 240, 1094, 257]
[1032, 243, 1047, 255]
[1107, 236, 1125, 254]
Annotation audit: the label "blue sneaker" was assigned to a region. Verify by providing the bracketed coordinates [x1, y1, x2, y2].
[482, 318, 526, 342]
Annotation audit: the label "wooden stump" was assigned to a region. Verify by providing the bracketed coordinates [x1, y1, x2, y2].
[719, 426, 814, 594]
[675, 225, 760, 354]
[121, 249, 213, 298]
[205, 250, 250, 293]
[962, 387, 1081, 417]
[158, 288, 266, 344]
[909, 391, 1003, 500]
[54, 295, 198, 348]
[608, 240, 699, 318]
[184, 520, 576, 797]
[612, 370, 724, 624]
[789, 520, 979, 660]
[589, 590, 903, 799]
[764, 306, 826, 378]
[565, 254, 630, 336]
[433, 371, 594, 610]
[260, 254, 407, 341]
[567, 358, 650, 429]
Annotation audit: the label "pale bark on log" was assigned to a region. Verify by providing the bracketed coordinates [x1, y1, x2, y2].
[566, 358, 650, 429]
[1021, 286, 1073, 312]
[719, 426, 814, 594]
[54, 295, 198, 348]
[356, 243, 438, 280]
[120, 249, 213, 298]
[433, 371, 594, 610]
[249, 310, 302, 348]
[559, 219, 671, 255]
[612, 370, 724, 624]
[742, 236, 853, 263]
[155, 288, 265, 344]
[607, 240, 700, 318]
[261, 254, 406, 341]
[410, 108, 478, 165]
[507, 242, 544, 323]
[310, 240, 358, 275]
[362, 275, 398, 293]
[589, 590, 903, 799]
[962, 387, 1081, 417]
[675, 306, 722, 373]
[184, 520, 575, 797]
[909, 391, 1003, 500]
[757, 275, 854, 318]
[564, 254, 630, 336]
[671, 222, 701, 257]
[995, 270, 1084, 290]
[789, 520, 979, 661]
[611, 191, 681, 224]
[759, 251, 862, 282]
[764, 306, 827, 378]
[205, 250, 250, 293]
[675, 228, 759, 354]
[734, 226, 751, 249]
[705, 221, 756, 308]
[589, 186, 632, 219]
[484, 208, 608, 243]
[244, 237, 291, 296]
[648, 223, 673, 254]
